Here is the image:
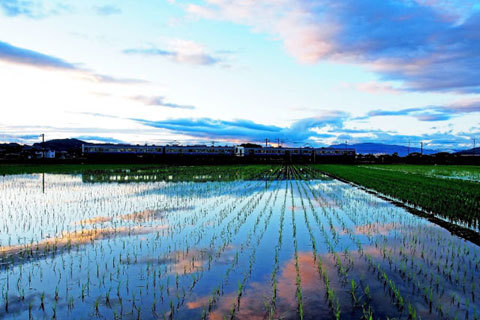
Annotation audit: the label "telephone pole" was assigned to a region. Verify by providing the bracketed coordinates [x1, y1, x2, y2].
[420, 142, 423, 155]
[265, 138, 269, 147]
[40, 133, 45, 158]
[408, 140, 410, 155]
[474, 138, 476, 156]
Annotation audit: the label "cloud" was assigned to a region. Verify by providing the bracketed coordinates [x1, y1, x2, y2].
[132, 111, 346, 145]
[0, 0, 70, 18]
[85, 73, 148, 84]
[345, 81, 403, 95]
[131, 96, 196, 110]
[0, 0, 36, 17]
[0, 40, 77, 69]
[0, 40, 147, 84]
[128, 109, 480, 150]
[123, 40, 221, 66]
[0, 134, 42, 143]
[187, 0, 480, 92]
[73, 112, 120, 119]
[74, 136, 124, 143]
[94, 5, 121, 16]
[362, 98, 480, 122]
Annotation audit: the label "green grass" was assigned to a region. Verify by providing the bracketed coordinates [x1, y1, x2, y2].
[311, 164, 480, 229]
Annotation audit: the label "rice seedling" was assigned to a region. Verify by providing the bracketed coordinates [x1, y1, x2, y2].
[0, 165, 478, 319]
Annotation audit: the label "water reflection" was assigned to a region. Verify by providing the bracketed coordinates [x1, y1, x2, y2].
[0, 171, 478, 320]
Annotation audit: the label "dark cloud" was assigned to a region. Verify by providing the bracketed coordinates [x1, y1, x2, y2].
[132, 112, 346, 145]
[0, 40, 77, 69]
[74, 136, 124, 143]
[362, 99, 480, 122]
[0, 40, 147, 84]
[94, 5, 121, 16]
[131, 96, 196, 110]
[128, 111, 479, 150]
[311, 1, 480, 92]
[190, 0, 480, 92]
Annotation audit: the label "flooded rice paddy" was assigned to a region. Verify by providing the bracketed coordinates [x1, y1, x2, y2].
[0, 166, 479, 319]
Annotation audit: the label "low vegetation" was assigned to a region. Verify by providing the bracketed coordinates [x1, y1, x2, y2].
[313, 164, 480, 229]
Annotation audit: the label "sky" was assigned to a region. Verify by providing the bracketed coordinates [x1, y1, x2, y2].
[0, 0, 479, 151]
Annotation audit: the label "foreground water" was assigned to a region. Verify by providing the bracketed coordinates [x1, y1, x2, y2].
[0, 170, 479, 319]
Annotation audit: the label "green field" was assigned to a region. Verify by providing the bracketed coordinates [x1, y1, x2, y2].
[359, 164, 480, 182]
[1, 164, 479, 319]
[312, 164, 480, 229]
[2, 163, 478, 228]
[0, 163, 168, 175]
[0, 163, 273, 179]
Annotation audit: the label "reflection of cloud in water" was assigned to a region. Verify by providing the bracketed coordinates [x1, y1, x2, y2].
[0, 225, 168, 260]
[186, 252, 330, 320]
[73, 216, 112, 225]
[119, 207, 191, 222]
[354, 223, 397, 236]
[72, 206, 194, 226]
[135, 246, 234, 275]
[186, 296, 210, 310]
[139, 183, 266, 199]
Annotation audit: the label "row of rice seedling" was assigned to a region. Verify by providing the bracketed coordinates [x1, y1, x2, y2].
[191, 178, 282, 318]
[313, 164, 480, 230]
[0, 166, 281, 319]
[301, 165, 480, 319]
[267, 179, 288, 319]
[292, 167, 381, 320]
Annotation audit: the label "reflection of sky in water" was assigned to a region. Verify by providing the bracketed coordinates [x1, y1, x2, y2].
[0, 173, 478, 320]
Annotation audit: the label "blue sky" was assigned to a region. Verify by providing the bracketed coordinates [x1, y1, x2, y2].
[0, 0, 479, 150]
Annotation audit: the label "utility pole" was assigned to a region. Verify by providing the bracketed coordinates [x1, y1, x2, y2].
[40, 133, 45, 158]
[277, 138, 280, 148]
[474, 138, 476, 156]
[420, 142, 423, 155]
[265, 138, 269, 147]
[408, 140, 410, 155]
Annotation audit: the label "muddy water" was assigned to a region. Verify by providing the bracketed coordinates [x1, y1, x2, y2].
[0, 172, 478, 319]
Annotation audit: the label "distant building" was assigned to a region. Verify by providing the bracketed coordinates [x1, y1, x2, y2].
[35, 150, 56, 159]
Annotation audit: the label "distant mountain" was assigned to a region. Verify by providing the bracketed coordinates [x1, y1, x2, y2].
[32, 138, 87, 151]
[0, 143, 21, 148]
[329, 142, 438, 156]
[455, 147, 480, 155]
[0, 143, 23, 151]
